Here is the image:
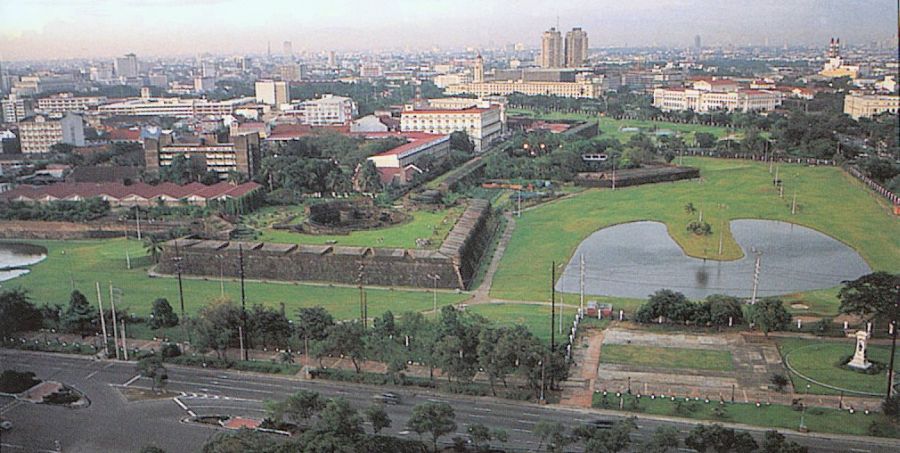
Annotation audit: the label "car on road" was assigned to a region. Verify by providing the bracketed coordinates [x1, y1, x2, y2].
[373, 392, 402, 405]
[586, 419, 614, 429]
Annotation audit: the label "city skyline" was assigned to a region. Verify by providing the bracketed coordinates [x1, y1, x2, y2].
[1, 0, 897, 61]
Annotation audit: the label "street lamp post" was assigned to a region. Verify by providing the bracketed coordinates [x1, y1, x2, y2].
[427, 274, 441, 314]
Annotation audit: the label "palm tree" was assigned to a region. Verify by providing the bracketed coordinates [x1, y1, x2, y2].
[684, 202, 697, 215]
[144, 236, 163, 263]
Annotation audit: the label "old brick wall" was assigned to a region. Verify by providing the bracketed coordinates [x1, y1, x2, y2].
[157, 200, 493, 290]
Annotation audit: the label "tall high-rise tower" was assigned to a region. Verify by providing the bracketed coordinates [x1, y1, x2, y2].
[694, 35, 702, 51]
[114, 53, 139, 78]
[827, 37, 841, 58]
[564, 27, 588, 67]
[283, 41, 293, 57]
[540, 27, 563, 68]
[473, 54, 484, 83]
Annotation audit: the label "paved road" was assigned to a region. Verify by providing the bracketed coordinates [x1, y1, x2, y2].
[1, 350, 897, 452]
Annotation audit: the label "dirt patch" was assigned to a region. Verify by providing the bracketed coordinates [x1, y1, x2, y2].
[791, 303, 810, 310]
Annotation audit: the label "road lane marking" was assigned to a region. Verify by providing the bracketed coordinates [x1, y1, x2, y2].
[515, 419, 537, 425]
[188, 410, 196, 417]
[511, 428, 531, 433]
[173, 397, 190, 411]
[123, 374, 141, 386]
[473, 407, 492, 412]
[85, 370, 99, 379]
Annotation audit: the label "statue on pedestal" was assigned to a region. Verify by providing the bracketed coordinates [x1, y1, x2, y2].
[847, 330, 872, 370]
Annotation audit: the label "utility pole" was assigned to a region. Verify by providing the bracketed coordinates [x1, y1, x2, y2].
[791, 191, 798, 215]
[750, 253, 762, 304]
[579, 254, 585, 313]
[718, 220, 724, 256]
[96, 282, 109, 357]
[121, 319, 128, 361]
[135, 208, 142, 241]
[109, 282, 120, 360]
[550, 261, 556, 352]
[428, 274, 441, 314]
[238, 244, 248, 361]
[125, 250, 131, 270]
[238, 325, 245, 362]
[174, 240, 188, 344]
[517, 190, 522, 217]
[887, 321, 897, 400]
[611, 155, 617, 190]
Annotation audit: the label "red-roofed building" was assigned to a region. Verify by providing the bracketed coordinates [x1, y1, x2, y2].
[366, 133, 450, 185]
[108, 128, 142, 143]
[0, 181, 262, 208]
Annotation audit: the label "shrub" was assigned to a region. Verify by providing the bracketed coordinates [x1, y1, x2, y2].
[771, 374, 789, 392]
[43, 388, 80, 405]
[160, 343, 182, 359]
[686, 221, 712, 236]
[0, 370, 41, 394]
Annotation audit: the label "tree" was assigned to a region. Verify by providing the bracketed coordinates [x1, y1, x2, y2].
[364, 404, 392, 434]
[685, 424, 758, 453]
[771, 373, 789, 393]
[0, 369, 41, 393]
[0, 289, 43, 336]
[407, 401, 457, 452]
[839, 272, 900, 402]
[573, 418, 636, 453]
[695, 132, 717, 148]
[320, 321, 367, 373]
[748, 298, 792, 337]
[313, 398, 364, 441]
[399, 311, 440, 382]
[201, 429, 279, 453]
[61, 290, 95, 336]
[266, 389, 325, 426]
[136, 357, 168, 392]
[634, 289, 692, 324]
[466, 423, 508, 452]
[642, 425, 681, 453]
[139, 446, 167, 453]
[703, 294, 744, 327]
[296, 306, 335, 364]
[193, 299, 242, 359]
[761, 430, 808, 453]
[247, 304, 292, 350]
[449, 131, 476, 153]
[149, 298, 179, 329]
[534, 420, 573, 453]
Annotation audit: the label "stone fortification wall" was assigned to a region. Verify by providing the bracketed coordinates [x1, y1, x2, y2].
[157, 200, 492, 290]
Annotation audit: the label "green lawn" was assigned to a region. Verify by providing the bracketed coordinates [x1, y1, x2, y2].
[465, 303, 565, 342]
[593, 393, 899, 438]
[255, 207, 462, 249]
[777, 337, 899, 396]
[490, 157, 900, 313]
[3, 239, 468, 324]
[600, 344, 735, 371]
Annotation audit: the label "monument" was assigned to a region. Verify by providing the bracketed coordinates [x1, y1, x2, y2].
[847, 330, 872, 370]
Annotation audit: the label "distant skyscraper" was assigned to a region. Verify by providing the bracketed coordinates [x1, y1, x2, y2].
[283, 41, 293, 56]
[540, 27, 563, 68]
[828, 37, 841, 58]
[327, 51, 336, 67]
[694, 35, 702, 51]
[564, 27, 588, 67]
[114, 53, 139, 78]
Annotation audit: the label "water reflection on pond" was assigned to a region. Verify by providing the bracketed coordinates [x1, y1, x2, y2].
[556, 220, 871, 300]
[0, 242, 47, 283]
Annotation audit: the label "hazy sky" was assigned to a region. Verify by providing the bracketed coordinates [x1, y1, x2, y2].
[0, 0, 896, 61]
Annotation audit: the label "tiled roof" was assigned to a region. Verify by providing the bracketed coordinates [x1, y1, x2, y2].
[0, 181, 262, 203]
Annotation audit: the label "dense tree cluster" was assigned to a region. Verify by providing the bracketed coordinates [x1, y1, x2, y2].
[634, 290, 746, 328]
[0, 198, 110, 222]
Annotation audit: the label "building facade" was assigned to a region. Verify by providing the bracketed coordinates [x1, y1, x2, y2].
[446, 78, 603, 99]
[400, 106, 501, 151]
[144, 132, 261, 180]
[98, 97, 254, 117]
[843, 93, 900, 119]
[115, 53, 139, 78]
[564, 28, 589, 67]
[653, 79, 782, 113]
[18, 113, 85, 154]
[290, 95, 358, 126]
[255, 80, 290, 108]
[540, 28, 563, 68]
[2, 94, 34, 123]
[37, 93, 108, 115]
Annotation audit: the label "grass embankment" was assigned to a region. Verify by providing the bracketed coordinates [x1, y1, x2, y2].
[254, 207, 462, 249]
[600, 345, 735, 372]
[491, 157, 900, 317]
[777, 337, 899, 396]
[3, 239, 468, 323]
[592, 392, 900, 438]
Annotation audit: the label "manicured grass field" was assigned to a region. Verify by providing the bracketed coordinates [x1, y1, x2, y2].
[600, 344, 735, 371]
[255, 207, 462, 249]
[490, 157, 900, 312]
[592, 393, 899, 438]
[464, 303, 570, 342]
[777, 337, 899, 396]
[2, 239, 468, 323]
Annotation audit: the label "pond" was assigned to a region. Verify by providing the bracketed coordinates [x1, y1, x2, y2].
[556, 220, 871, 300]
[0, 242, 47, 283]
